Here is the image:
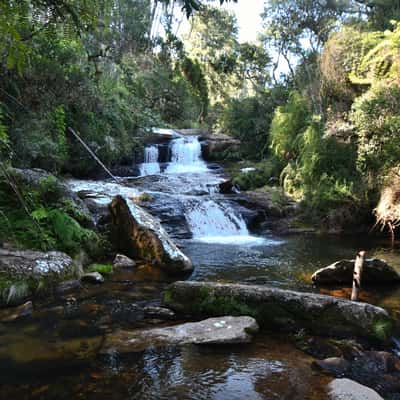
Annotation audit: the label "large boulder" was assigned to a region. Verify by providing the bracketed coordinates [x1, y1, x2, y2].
[328, 378, 383, 400]
[163, 281, 393, 341]
[101, 316, 259, 353]
[109, 195, 193, 274]
[0, 249, 79, 307]
[312, 259, 400, 285]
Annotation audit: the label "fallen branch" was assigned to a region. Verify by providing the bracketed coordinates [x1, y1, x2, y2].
[351, 250, 365, 301]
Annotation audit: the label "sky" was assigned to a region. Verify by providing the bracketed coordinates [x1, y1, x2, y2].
[221, 0, 264, 43]
[176, 0, 265, 44]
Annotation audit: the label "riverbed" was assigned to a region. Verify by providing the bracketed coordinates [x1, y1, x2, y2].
[1, 135, 399, 399]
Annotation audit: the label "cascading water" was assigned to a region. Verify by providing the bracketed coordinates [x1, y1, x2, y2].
[140, 145, 160, 176]
[165, 136, 208, 174]
[184, 198, 265, 244]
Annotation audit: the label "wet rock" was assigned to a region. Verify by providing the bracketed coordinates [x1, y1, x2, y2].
[113, 254, 136, 268]
[312, 259, 400, 285]
[143, 306, 175, 320]
[219, 180, 236, 194]
[163, 281, 393, 341]
[298, 337, 342, 359]
[328, 378, 383, 400]
[0, 249, 79, 307]
[102, 316, 259, 353]
[235, 188, 295, 220]
[347, 351, 400, 395]
[0, 301, 33, 322]
[80, 272, 104, 284]
[312, 357, 350, 376]
[198, 132, 240, 161]
[109, 195, 193, 274]
[54, 279, 82, 295]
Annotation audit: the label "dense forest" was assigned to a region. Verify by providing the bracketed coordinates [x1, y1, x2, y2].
[1, 0, 400, 250]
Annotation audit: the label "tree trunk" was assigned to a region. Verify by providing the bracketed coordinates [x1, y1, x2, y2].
[351, 251, 365, 301]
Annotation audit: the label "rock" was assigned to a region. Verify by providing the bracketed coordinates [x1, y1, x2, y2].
[0, 301, 33, 322]
[346, 350, 400, 395]
[298, 337, 342, 359]
[312, 357, 350, 376]
[328, 378, 384, 400]
[163, 281, 393, 341]
[218, 179, 236, 194]
[80, 272, 104, 284]
[312, 258, 400, 285]
[54, 279, 82, 295]
[196, 132, 240, 161]
[101, 316, 259, 353]
[143, 306, 175, 319]
[109, 195, 193, 274]
[113, 254, 136, 268]
[0, 249, 79, 307]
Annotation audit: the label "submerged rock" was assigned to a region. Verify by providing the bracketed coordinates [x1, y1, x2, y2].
[0, 249, 79, 307]
[312, 357, 350, 376]
[163, 281, 393, 341]
[102, 316, 259, 353]
[113, 254, 136, 268]
[109, 195, 193, 274]
[0, 301, 33, 322]
[143, 306, 175, 320]
[312, 259, 400, 285]
[328, 378, 383, 400]
[81, 272, 104, 284]
[54, 279, 82, 295]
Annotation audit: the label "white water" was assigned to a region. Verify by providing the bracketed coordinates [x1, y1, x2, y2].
[165, 136, 208, 174]
[140, 145, 160, 176]
[184, 199, 265, 245]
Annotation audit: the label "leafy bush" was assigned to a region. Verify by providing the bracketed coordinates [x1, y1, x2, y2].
[232, 159, 281, 191]
[270, 91, 310, 163]
[351, 82, 400, 180]
[0, 170, 101, 256]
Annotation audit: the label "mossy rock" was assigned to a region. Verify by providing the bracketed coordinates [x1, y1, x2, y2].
[163, 281, 394, 342]
[0, 249, 79, 307]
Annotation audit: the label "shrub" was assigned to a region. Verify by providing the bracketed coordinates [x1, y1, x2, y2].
[270, 91, 310, 163]
[351, 82, 400, 180]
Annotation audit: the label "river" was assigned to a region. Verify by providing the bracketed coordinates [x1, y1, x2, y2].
[0, 134, 399, 399]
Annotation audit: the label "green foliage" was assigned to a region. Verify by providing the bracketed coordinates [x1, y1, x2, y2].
[221, 86, 288, 159]
[232, 160, 281, 191]
[0, 109, 9, 160]
[86, 263, 113, 274]
[0, 170, 100, 255]
[351, 82, 400, 179]
[270, 91, 310, 162]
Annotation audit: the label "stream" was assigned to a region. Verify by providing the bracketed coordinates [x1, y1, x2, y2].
[1, 134, 400, 399]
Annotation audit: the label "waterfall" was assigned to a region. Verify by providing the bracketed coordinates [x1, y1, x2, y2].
[140, 145, 160, 176]
[184, 199, 265, 245]
[165, 136, 207, 174]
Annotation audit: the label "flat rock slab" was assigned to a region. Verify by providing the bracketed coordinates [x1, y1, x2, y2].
[312, 259, 400, 285]
[163, 281, 393, 341]
[328, 378, 383, 400]
[102, 316, 259, 353]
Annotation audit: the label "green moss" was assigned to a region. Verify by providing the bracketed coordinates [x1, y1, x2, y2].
[86, 263, 113, 275]
[163, 288, 174, 305]
[372, 318, 393, 342]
